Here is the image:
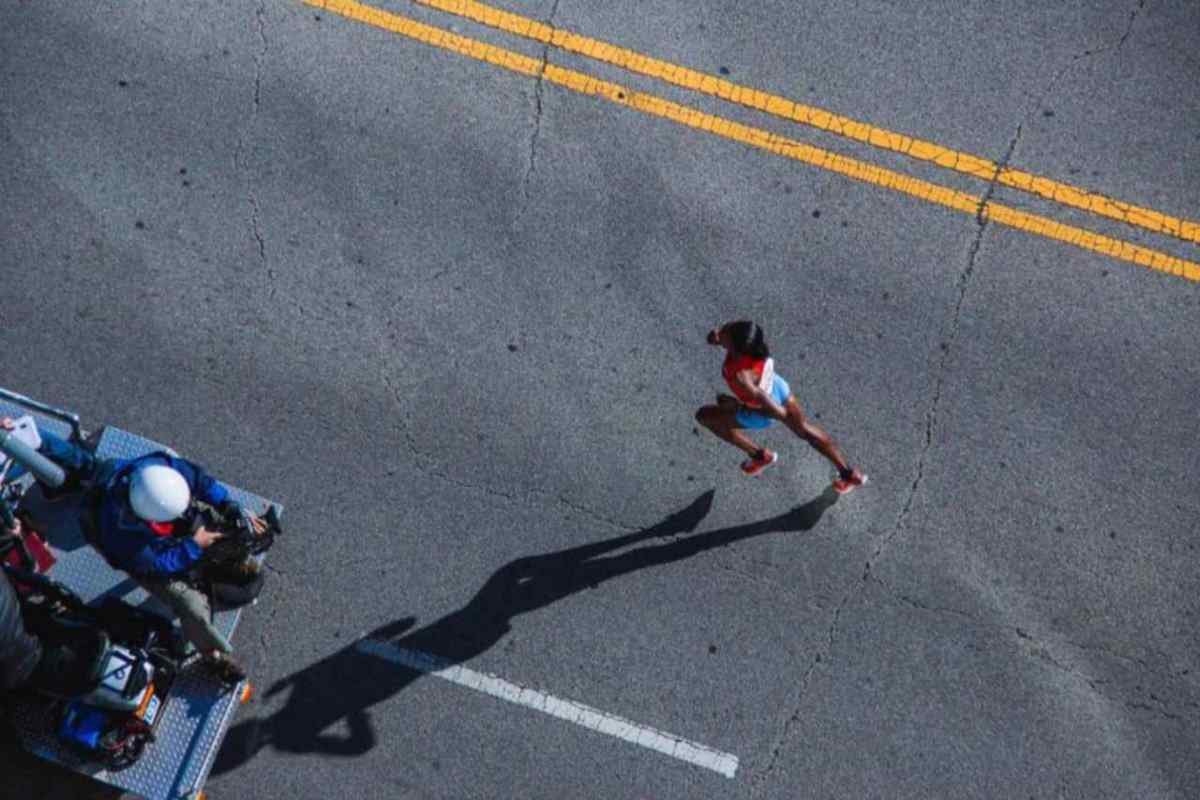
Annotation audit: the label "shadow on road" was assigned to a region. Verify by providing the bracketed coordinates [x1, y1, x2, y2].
[214, 487, 838, 772]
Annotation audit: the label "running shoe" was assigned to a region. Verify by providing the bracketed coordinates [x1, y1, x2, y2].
[741, 450, 777, 476]
[833, 469, 868, 495]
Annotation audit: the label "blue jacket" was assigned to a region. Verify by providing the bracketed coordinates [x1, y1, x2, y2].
[95, 452, 231, 578]
[34, 431, 233, 579]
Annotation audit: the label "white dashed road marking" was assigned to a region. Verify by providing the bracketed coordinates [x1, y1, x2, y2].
[356, 638, 740, 778]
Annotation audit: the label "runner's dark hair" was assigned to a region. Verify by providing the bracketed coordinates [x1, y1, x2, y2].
[728, 320, 770, 358]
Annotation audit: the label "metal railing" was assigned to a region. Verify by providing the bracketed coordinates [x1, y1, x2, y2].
[0, 387, 84, 443]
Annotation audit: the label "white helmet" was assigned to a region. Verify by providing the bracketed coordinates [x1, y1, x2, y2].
[129, 465, 191, 522]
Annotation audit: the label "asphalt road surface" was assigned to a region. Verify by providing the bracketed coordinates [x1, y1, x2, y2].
[2, 1, 1198, 798]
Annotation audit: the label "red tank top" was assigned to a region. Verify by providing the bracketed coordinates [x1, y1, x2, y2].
[722, 353, 775, 407]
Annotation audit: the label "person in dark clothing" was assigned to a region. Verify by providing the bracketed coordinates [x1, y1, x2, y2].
[1, 417, 264, 683]
[0, 566, 40, 691]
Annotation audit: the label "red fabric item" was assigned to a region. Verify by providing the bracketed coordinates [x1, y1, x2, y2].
[147, 520, 175, 537]
[722, 352, 768, 407]
[22, 528, 57, 573]
[2, 524, 57, 576]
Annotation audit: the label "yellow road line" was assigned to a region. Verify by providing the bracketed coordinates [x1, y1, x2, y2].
[409, 0, 1200, 246]
[305, 0, 1200, 282]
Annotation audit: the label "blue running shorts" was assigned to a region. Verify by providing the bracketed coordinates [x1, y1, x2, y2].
[735, 375, 791, 429]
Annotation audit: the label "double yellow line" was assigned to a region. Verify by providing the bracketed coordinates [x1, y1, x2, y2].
[305, 0, 1200, 282]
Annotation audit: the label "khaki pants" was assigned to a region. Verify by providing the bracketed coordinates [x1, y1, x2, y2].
[136, 577, 231, 655]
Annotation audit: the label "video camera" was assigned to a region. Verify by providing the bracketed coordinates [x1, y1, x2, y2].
[187, 502, 282, 585]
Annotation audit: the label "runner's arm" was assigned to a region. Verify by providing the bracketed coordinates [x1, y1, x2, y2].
[733, 371, 787, 420]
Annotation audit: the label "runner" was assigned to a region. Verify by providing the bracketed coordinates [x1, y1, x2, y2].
[695, 320, 867, 494]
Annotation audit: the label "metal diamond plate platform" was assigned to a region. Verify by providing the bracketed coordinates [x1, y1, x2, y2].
[2, 396, 279, 800]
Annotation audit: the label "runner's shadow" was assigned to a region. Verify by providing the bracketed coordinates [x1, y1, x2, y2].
[214, 487, 838, 771]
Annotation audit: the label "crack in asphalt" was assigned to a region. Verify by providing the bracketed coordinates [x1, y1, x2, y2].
[869, 117, 1022, 575]
[1039, 0, 1146, 89]
[853, 122, 1019, 587]
[888, 584, 1197, 684]
[1018, 632, 1192, 725]
[1126, 701, 1183, 721]
[1024, 0, 1145, 127]
[518, 0, 561, 218]
[1118, 0, 1147, 50]
[880, 580, 1198, 725]
[751, 124, 1028, 791]
[253, 2, 267, 108]
[524, 53, 547, 200]
[246, 2, 272, 290]
[749, 586, 848, 793]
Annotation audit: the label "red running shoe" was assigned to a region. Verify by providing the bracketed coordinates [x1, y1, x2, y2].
[741, 450, 777, 476]
[832, 469, 868, 495]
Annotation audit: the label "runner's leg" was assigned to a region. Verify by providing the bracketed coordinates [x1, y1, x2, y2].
[695, 404, 765, 459]
[782, 396, 853, 474]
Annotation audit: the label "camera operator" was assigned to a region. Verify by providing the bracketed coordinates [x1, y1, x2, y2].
[1, 417, 264, 684]
[0, 563, 40, 691]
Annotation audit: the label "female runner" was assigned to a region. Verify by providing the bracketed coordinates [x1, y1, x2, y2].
[695, 320, 867, 493]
